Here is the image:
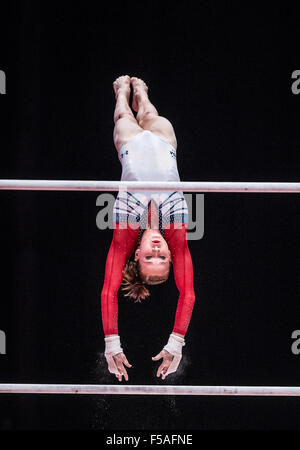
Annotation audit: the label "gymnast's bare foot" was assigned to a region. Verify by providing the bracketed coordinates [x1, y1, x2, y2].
[131, 76, 149, 112]
[113, 75, 131, 101]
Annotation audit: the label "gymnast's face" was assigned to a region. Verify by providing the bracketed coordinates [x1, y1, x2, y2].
[134, 229, 172, 283]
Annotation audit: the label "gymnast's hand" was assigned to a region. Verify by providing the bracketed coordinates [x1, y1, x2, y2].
[152, 334, 185, 380]
[112, 353, 132, 382]
[104, 335, 132, 382]
[152, 349, 175, 380]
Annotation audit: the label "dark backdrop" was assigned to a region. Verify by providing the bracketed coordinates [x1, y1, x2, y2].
[0, 1, 300, 430]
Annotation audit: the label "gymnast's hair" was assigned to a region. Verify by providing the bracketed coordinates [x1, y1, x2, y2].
[122, 258, 170, 303]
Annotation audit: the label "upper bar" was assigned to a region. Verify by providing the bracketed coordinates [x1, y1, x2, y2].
[0, 384, 300, 396]
[0, 180, 300, 192]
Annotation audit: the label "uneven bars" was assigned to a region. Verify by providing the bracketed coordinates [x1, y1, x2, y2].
[0, 180, 300, 192]
[0, 384, 300, 396]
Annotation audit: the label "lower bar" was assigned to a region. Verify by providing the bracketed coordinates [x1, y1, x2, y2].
[1, 180, 300, 192]
[0, 384, 300, 396]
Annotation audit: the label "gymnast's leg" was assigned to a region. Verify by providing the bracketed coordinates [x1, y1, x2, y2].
[131, 76, 177, 150]
[113, 75, 143, 153]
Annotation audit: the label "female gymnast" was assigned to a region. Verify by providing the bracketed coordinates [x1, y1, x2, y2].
[101, 75, 195, 382]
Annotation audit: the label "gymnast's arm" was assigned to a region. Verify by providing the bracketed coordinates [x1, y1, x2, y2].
[151, 224, 195, 379]
[164, 224, 196, 337]
[101, 223, 139, 380]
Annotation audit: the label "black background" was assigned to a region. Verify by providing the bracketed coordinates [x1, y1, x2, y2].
[0, 0, 300, 431]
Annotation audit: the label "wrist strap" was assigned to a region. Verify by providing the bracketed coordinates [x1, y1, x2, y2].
[163, 333, 185, 356]
[104, 335, 123, 355]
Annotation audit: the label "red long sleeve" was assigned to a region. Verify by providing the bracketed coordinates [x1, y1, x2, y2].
[101, 223, 139, 336]
[163, 224, 196, 336]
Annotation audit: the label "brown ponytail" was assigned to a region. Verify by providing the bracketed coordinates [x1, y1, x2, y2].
[121, 260, 150, 303]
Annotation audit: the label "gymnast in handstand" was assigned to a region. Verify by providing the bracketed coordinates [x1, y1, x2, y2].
[101, 75, 195, 381]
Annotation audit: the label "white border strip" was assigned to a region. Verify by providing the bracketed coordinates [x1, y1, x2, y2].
[0, 180, 300, 192]
[0, 384, 300, 396]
